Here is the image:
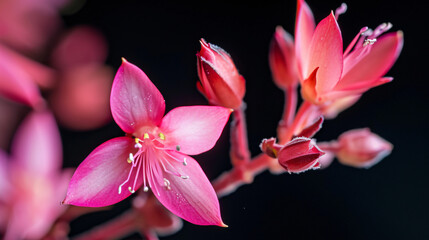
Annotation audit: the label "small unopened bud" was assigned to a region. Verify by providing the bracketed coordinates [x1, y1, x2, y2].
[196, 39, 246, 109]
[336, 128, 393, 168]
[277, 137, 324, 173]
[269, 26, 298, 89]
[260, 138, 282, 158]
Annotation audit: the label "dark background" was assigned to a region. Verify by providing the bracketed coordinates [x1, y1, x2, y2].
[61, 0, 428, 239]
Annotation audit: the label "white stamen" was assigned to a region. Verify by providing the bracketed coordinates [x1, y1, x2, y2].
[128, 153, 134, 163]
[135, 142, 143, 148]
[143, 186, 149, 192]
[181, 175, 189, 179]
[163, 178, 171, 190]
[363, 38, 377, 46]
[118, 186, 122, 194]
[183, 158, 188, 166]
[128, 186, 135, 193]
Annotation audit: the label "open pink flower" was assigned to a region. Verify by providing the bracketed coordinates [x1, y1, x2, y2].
[64, 59, 231, 226]
[0, 111, 71, 240]
[295, 0, 403, 105]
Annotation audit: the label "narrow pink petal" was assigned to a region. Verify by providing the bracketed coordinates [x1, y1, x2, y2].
[63, 137, 141, 207]
[111, 59, 165, 134]
[306, 12, 343, 94]
[11, 111, 62, 175]
[0, 52, 43, 107]
[336, 31, 403, 90]
[160, 106, 232, 155]
[295, 0, 315, 81]
[0, 150, 10, 201]
[149, 151, 225, 226]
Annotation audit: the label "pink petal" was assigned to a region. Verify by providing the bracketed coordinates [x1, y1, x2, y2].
[160, 106, 232, 155]
[0, 51, 43, 107]
[0, 150, 10, 200]
[63, 137, 140, 207]
[110, 59, 165, 134]
[149, 151, 225, 226]
[295, 0, 315, 80]
[336, 31, 403, 90]
[11, 111, 62, 175]
[306, 12, 343, 95]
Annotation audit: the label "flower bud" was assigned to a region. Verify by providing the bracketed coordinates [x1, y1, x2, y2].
[197, 39, 245, 109]
[260, 138, 282, 158]
[269, 26, 298, 89]
[336, 128, 392, 168]
[277, 137, 324, 173]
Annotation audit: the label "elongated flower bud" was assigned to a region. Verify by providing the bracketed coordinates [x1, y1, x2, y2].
[336, 128, 392, 168]
[277, 137, 324, 173]
[197, 39, 246, 109]
[269, 26, 298, 89]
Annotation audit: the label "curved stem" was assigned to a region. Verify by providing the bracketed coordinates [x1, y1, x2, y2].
[277, 85, 298, 142]
[230, 103, 251, 167]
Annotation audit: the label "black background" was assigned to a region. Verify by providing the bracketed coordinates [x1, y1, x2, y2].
[61, 0, 428, 239]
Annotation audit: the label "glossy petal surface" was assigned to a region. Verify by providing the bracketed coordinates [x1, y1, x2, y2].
[307, 12, 343, 94]
[295, 0, 315, 79]
[111, 60, 165, 133]
[149, 151, 224, 226]
[64, 137, 141, 207]
[160, 106, 231, 155]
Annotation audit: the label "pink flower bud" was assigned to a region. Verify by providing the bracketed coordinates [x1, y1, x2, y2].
[277, 137, 324, 173]
[197, 39, 246, 109]
[336, 128, 393, 168]
[260, 138, 282, 158]
[269, 26, 298, 89]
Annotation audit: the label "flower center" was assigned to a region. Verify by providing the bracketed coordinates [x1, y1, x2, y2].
[117, 131, 189, 196]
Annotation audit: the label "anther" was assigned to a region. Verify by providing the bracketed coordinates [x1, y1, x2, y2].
[183, 158, 188, 166]
[143, 186, 149, 192]
[134, 138, 142, 148]
[127, 153, 134, 163]
[163, 178, 171, 190]
[363, 38, 377, 46]
[181, 175, 189, 179]
[128, 186, 135, 193]
[159, 133, 165, 140]
[176, 145, 181, 151]
[143, 133, 150, 139]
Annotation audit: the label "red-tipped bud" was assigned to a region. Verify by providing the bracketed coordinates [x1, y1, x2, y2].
[269, 26, 298, 89]
[336, 128, 393, 168]
[277, 137, 324, 173]
[260, 138, 282, 158]
[197, 39, 246, 109]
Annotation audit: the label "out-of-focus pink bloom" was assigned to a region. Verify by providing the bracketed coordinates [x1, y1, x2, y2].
[49, 26, 113, 130]
[0, 0, 68, 54]
[50, 26, 109, 71]
[336, 128, 392, 168]
[295, 0, 403, 105]
[269, 26, 298, 89]
[133, 194, 183, 238]
[197, 39, 246, 109]
[0, 43, 56, 108]
[64, 60, 231, 226]
[50, 64, 113, 130]
[0, 111, 71, 240]
[277, 137, 323, 173]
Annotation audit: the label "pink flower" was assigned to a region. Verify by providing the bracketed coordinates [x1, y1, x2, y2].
[197, 39, 246, 109]
[0, 111, 71, 240]
[336, 128, 393, 168]
[295, 0, 403, 105]
[63, 59, 231, 226]
[269, 26, 298, 89]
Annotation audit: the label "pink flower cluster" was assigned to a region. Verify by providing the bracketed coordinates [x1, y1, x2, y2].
[0, 0, 403, 239]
